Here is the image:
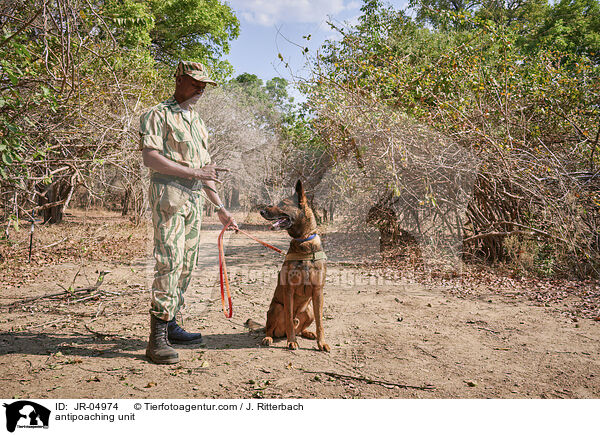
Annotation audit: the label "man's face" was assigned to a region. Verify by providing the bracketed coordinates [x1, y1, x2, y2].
[175, 74, 207, 105]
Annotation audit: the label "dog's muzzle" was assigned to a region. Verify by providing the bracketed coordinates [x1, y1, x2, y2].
[260, 209, 291, 230]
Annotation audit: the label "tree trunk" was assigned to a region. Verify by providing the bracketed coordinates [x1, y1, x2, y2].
[121, 188, 130, 216]
[38, 178, 71, 224]
[230, 188, 240, 208]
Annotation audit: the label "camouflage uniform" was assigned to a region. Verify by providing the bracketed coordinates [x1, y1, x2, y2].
[139, 95, 211, 321]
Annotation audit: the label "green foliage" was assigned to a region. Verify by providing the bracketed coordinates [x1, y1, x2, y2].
[226, 73, 297, 125]
[306, 0, 600, 276]
[104, 0, 155, 48]
[0, 0, 241, 171]
[0, 31, 55, 180]
[265, 77, 291, 107]
[313, 0, 600, 165]
[147, 0, 240, 74]
[409, 0, 550, 28]
[0, 0, 242, 224]
[280, 111, 325, 153]
[520, 0, 600, 60]
[88, 0, 240, 77]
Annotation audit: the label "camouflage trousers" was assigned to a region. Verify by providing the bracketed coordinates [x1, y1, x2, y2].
[149, 181, 204, 321]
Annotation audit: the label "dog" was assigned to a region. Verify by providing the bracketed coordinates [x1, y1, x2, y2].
[257, 180, 330, 351]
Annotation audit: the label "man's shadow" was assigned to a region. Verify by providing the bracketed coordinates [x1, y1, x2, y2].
[0, 331, 147, 360]
[0, 330, 325, 361]
[0, 330, 270, 355]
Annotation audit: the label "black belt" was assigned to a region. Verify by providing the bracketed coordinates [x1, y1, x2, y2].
[151, 173, 203, 196]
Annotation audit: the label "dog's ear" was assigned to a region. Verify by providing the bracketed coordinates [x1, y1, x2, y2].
[295, 180, 307, 206]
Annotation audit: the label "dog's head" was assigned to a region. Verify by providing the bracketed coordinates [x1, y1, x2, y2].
[260, 180, 316, 238]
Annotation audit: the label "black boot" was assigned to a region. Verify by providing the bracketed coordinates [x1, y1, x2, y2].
[167, 319, 203, 344]
[146, 315, 179, 364]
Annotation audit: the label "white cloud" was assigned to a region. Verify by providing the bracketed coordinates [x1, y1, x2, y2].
[228, 0, 359, 26]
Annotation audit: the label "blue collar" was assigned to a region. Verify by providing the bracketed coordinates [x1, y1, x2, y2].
[294, 233, 317, 243]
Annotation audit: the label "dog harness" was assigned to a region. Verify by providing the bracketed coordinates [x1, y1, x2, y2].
[284, 251, 327, 262]
[286, 233, 326, 261]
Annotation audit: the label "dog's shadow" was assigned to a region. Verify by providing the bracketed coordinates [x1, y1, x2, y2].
[199, 331, 262, 350]
[200, 331, 323, 352]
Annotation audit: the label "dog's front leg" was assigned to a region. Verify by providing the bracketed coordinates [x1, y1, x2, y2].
[284, 287, 298, 350]
[262, 325, 274, 347]
[262, 301, 281, 346]
[312, 287, 330, 352]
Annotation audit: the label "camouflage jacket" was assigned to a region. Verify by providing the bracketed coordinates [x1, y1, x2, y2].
[139, 96, 211, 170]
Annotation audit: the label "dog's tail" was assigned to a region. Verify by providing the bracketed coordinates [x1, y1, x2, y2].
[244, 318, 265, 333]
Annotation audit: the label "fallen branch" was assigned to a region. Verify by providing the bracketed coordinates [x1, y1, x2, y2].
[23, 317, 71, 331]
[414, 345, 438, 359]
[23, 199, 67, 214]
[477, 326, 499, 334]
[301, 369, 435, 391]
[66, 294, 102, 304]
[39, 237, 68, 250]
[2, 271, 109, 309]
[473, 221, 572, 246]
[3, 288, 90, 309]
[463, 230, 535, 243]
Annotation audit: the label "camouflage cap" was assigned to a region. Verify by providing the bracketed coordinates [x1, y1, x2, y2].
[174, 61, 218, 86]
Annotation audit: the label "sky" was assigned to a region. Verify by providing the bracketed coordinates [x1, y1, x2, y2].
[224, 0, 410, 91]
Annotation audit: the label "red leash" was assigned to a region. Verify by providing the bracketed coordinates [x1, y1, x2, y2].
[217, 224, 234, 318]
[218, 223, 284, 318]
[235, 228, 284, 255]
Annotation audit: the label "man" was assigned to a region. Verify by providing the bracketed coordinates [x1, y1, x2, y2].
[139, 61, 238, 364]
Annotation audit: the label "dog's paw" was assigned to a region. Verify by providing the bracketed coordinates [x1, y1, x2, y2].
[317, 341, 330, 352]
[300, 330, 316, 340]
[287, 341, 298, 350]
[262, 337, 273, 346]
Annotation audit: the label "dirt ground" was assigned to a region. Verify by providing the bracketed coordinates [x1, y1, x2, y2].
[0, 210, 599, 399]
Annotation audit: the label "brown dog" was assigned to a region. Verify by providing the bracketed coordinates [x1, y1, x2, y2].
[259, 180, 330, 351]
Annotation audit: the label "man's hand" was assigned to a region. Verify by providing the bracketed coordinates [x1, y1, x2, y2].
[217, 208, 238, 231]
[190, 163, 229, 183]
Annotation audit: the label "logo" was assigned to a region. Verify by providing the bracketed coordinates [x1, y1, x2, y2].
[3, 401, 50, 432]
